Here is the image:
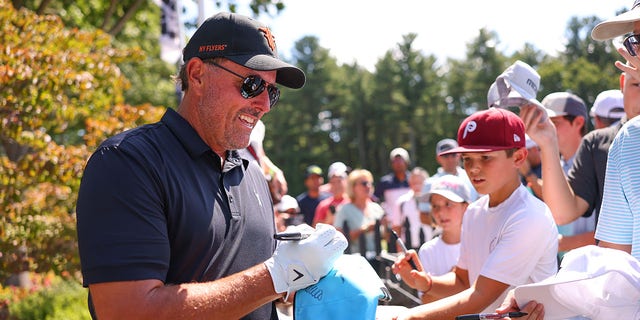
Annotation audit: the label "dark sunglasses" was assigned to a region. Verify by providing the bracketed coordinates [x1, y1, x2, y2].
[204, 60, 280, 107]
[623, 34, 640, 57]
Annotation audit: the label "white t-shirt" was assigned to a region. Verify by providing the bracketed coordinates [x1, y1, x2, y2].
[418, 237, 460, 276]
[458, 185, 558, 313]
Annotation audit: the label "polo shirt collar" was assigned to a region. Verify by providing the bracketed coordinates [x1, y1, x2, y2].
[162, 108, 245, 168]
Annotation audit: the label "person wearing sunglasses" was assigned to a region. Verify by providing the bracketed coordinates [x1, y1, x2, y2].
[76, 12, 349, 320]
[334, 169, 386, 261]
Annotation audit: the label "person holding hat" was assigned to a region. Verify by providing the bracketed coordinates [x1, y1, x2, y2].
[76, 12, 347, 319]
[391, 108, 558, 319]
[539, 92, 597, 261]
[520, 5, 640, 250]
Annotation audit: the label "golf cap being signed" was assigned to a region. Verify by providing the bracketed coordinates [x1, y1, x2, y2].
[182, 12, 305, 89]
[440, 108, 525, 155]
[514, 245, 640, 320]
[592, 0, 640, 41]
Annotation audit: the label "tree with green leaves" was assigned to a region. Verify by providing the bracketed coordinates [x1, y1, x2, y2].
[1, 0, 164, 284]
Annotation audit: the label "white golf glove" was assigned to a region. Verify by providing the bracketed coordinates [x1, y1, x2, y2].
[265, 223, 347, 299]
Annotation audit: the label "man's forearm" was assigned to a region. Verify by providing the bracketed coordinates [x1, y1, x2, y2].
[91, 263, 281, 320]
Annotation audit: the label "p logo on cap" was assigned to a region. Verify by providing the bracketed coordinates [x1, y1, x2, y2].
[439, 108, 526, 155]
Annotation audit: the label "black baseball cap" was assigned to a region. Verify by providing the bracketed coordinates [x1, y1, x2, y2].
[182, 12, 305, 89]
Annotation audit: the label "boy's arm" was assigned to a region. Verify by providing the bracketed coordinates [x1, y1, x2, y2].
[401, 274, 510, 320]
[520, 104, 589, 225]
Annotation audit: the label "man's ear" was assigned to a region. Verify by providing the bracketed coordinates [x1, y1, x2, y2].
[186, 58, 206, 92]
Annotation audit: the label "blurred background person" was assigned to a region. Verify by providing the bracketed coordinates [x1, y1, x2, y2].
[392, 167, 433, 250]
[334, 169, 386, 262]
[296, 165, 330, 226]
[313, 161, 350, 227]
[590, 89, 625, 130]
[374, 147, 411, 211]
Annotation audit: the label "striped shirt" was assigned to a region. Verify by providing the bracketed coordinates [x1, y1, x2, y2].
[595, 116, 640, 260]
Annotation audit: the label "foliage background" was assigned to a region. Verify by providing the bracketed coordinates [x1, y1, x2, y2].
[0, 0, 625, 317]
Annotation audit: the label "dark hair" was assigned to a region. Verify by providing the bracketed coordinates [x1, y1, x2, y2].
[563, 115, 588, 136]
[505, 148, 519, 158]
[595, 116, 619, 128]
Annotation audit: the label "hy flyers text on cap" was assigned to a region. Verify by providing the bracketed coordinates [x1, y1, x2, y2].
[182, 12, 305, 88]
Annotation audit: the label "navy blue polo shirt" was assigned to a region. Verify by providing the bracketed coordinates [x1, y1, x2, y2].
[76, 108, 277, 319]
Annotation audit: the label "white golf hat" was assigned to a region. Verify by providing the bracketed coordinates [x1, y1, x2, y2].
[592, 0, 640, 41]
[490, 60, 543, 109]
[514, 245, 640, 320]
[590, 89, 625, 119]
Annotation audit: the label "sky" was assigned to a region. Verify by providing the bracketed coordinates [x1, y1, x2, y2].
[191, 0, 632, 71]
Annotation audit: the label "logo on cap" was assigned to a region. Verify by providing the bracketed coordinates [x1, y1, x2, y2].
[526, 78, 538, 93]
[462, 121, 477, 139]
[259, 27, 277, 51]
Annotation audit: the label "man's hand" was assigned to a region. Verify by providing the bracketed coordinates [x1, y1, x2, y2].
[265, 223, 347, 298]
[614, 46, 640, 81]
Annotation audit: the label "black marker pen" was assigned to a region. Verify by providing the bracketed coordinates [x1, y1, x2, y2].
[455, 312, 528, 320]
[273, 232, 311, 241]
[391, 230, 418, 270]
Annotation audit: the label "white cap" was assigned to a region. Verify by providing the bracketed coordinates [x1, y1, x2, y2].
[491, 60, 543, 109]
[327, 161, 348, 178]
[590, 89, 625, 119]
[591, 0, 640, 41]
[427, 175, 472, 203]
[514, 245, 640, 320]
[275, 195, 299, 213]
[389, 147, 410, 164]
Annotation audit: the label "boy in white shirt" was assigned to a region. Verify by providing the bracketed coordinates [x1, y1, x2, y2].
[392, 108, 558, 319]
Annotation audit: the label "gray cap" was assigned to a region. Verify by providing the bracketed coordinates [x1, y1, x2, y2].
[436, 138, 458, 155]
[542, 92, 588, 120]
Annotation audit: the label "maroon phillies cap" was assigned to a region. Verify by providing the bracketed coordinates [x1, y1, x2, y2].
[439, 108, 525, 155]
[182, 12, 305, 89]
